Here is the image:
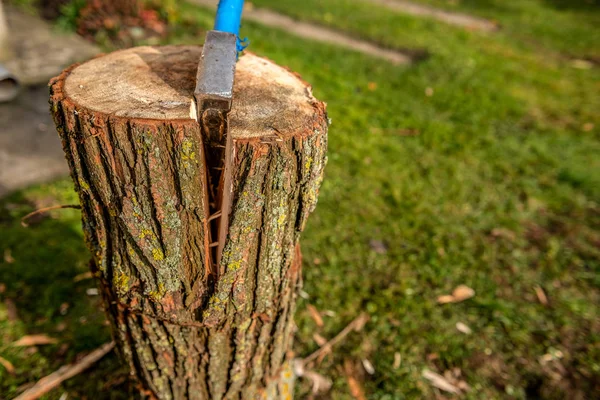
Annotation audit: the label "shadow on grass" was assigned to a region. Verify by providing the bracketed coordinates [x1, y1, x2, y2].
[0, 188, 131, 399]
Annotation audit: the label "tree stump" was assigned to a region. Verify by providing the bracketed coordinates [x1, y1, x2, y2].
[49, 45, 327, 399]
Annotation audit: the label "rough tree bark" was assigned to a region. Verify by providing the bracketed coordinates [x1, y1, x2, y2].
[49, 45, 327, 399]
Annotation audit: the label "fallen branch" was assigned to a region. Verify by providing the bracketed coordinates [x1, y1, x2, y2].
[21, 204, 81, 227]
[14, 341, 115, 400]
[302, 312, 369, 365]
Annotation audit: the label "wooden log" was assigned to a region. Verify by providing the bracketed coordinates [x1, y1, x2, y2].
[49, 45, 327, 399]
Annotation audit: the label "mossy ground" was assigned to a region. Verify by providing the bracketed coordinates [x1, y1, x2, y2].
[1, 0, 599, 398]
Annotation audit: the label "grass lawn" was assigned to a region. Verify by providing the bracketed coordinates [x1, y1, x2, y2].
[1, 0, 599, 398]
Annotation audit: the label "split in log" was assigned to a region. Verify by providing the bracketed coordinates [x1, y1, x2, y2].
[49, 45, 328, 399]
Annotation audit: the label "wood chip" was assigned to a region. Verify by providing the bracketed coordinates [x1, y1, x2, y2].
[13, 334, 58, 347]
[422, 369, 461, 394]
[437, 285, 475, 304]
[534, 285, 548, 306]
[307, 304, 324, 327]
[456, 322, 472, 334]
[0, 355, 16, 375]
[13, 341, 114, 400]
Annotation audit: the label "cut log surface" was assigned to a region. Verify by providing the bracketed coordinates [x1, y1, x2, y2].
[50, 45, 327, 399]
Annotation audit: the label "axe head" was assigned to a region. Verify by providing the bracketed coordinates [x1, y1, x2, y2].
[194, 30, 237, 120]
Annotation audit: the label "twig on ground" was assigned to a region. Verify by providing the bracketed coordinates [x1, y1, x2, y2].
[302, 312, 369, 365]
[12, 334, 57, 347]
[21, 205, 81, 227]
[0, 355, 15, 375]
[343, 359, 367, 400]
[14, 341, 115, 400]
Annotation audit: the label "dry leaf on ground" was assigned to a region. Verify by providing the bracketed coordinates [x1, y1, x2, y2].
[313, 333, 328, 347]
[13, 334, 58, 347]
[582, 122, 595, 132]
[422, 369, 460, 394]
[344, 359, 367, 400]
[3, 249, 15, 263]
[293, 359, 332, 394]
[534, 285, 548, 305]
[456, 322, 472, 334]
[369, 239, 387, 254]
[437, 284, 475, 304]
[0, 356, 15, 375]
[304, 370, 332, 394]
[306, 304, 324, 327]
[362, 359, 375, 375]
[393, 352, 402, 369]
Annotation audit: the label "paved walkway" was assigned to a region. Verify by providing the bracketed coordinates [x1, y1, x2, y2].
[191, 0, 414, 65]
[0, 6, 98, 197]
[3, 6, 99, 85]
[368, 0, 498, 32]
[0, 86, 69, 197]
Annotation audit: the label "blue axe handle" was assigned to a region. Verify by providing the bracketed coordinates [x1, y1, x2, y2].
[214, 0, 245, 36]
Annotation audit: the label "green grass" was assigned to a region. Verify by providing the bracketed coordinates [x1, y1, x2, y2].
[1, 0, 599, 398]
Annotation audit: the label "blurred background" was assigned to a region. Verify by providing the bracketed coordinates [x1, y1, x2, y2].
[0, 0, 599, 398]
